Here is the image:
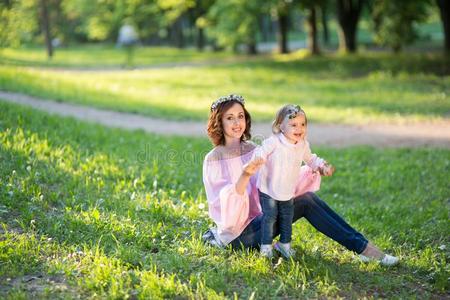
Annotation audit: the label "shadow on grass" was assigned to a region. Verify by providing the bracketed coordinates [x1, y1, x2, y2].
[246, 53, 450, 77]
[1, 143, 446, 298]
[1, 102, 448, 297]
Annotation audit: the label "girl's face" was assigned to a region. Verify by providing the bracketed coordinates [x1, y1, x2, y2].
[221, 103, 246, 144]
[280, 113, 306, 144]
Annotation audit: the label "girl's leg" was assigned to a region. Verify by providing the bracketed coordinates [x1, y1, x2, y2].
[260, 192, 278, 245]
[278, 199, 294, 244]
[292, 192, 368, 254]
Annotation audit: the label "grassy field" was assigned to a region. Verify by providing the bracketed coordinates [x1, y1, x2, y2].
[0, 49, 449, 125]
[0, 44, 236, 68]
[1, 101, 449, 298]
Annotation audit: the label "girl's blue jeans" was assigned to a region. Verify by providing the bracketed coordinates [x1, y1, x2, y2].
[259, 191, 293, 244]
[230, 192, 368, 254]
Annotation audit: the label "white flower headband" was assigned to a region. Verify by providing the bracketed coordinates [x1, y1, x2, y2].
[210, 94, 245, 111]
[286, 105, 302, 119]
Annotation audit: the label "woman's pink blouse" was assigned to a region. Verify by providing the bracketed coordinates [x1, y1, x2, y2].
[203, 148, 321, 245]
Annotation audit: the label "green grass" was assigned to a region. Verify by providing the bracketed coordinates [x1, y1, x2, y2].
[0, 51, 449, 125]
[0, 44, 236, 68]
[1, 101, 449, 298]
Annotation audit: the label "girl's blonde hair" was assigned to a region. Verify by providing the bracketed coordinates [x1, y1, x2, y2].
[272, 104, 307, 134]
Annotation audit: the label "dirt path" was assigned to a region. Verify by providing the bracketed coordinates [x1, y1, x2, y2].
[1, 90, 449, 148]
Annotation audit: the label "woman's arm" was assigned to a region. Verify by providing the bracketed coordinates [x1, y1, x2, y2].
[235, 157, 265, 195]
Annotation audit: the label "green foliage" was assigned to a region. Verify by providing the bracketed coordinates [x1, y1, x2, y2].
[0, 101, 449, 298]
[61, 0, 162, 42]
[372, 0, 432, 52]
[0, 0, 38, 48]
[207, 0, 264, 51]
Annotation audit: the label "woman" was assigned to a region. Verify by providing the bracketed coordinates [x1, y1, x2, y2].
[202, 94, 398, 266]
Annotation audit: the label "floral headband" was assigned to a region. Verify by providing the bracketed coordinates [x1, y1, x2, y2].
[287, 105, 302, 119]
[210, 94, 245, 111]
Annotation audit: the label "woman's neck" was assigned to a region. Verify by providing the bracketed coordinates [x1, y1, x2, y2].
[224, 138, 241, 149]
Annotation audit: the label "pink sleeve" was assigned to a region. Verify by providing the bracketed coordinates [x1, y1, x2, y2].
[294, 165, 321, 196]
[303, 140, 325, 171]
[203, 160, 249, 235]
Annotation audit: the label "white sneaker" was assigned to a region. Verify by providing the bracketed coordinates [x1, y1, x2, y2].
[274, 242, 295, 259]
[359, 254, 399, 266]
[260, 244, 273, 258]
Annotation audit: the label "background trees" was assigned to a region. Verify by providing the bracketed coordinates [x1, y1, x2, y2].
[0, 0, 446, 57]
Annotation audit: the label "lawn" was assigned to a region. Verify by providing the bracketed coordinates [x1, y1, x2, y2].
[0, 50, 449, 125]
[0, 44, 236, 68]
[0, 101, 448, 298]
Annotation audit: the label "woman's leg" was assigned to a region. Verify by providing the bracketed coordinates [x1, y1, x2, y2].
[230, 215, 263, 249]
[292, 192, 368, 254]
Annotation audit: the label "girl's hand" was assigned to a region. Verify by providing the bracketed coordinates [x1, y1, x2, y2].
[320, 163, 335, 176]
[243, 157, 265, 176]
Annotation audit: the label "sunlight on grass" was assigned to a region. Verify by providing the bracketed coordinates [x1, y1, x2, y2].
[0, 101, 449, 298]
[0, 45, 236, 68]
[0, 51, 449, 125]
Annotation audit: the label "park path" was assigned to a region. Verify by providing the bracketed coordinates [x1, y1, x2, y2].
[1, 90, 449, 148]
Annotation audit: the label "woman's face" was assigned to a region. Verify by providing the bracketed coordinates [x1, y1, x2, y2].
[221, 103, 246, 143]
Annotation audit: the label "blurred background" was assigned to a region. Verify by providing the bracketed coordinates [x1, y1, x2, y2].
[0, 0, 448, 61]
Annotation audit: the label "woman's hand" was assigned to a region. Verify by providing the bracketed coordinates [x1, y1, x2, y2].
[243, 157, 265, 176]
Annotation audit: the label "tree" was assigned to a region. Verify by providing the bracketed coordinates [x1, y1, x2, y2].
[298, 0, 326, 55]
[270, 0, 291, 54]
[336, 0, 365, 53]
[191, 0, 216, 51]
[40, 0, 53, 57]
[207, 0, 262, 54]
[436, 0, 450, 54]
[0, 0, 39, 49]
[320, 0, 330, 45]
[372, 0, 430, 53]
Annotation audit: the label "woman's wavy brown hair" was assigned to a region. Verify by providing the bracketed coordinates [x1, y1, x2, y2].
[207, 100, 252, 146]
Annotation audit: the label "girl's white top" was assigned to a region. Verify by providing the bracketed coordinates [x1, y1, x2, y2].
[254, 133, 324, 200]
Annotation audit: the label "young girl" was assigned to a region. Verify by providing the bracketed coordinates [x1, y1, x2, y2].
[254, 104, 334, 258]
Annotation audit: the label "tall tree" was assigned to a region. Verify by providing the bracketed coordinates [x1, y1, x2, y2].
[372, 0, 430, 53]
[306, 5, 319, 54]
[436, 0, 450, 54]
[320, 1, 330, 45]
[298, 0, 325, 55]
[188, 0, 216, 51]
[40, 0, 53, 57]
[336, 0, 365, 53]
[272, 0, 291, 54]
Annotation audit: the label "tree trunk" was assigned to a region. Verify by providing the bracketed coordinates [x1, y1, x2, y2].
[171, 17, 184, 48]
[40, 0, 53, 58]
[246, 42, 257, 55]
[336, 0, 364, 53]
[321, 4, 329, 45]
[277, 9, 289, 54]
[437, 0, 450, 54]
[306, 6, 320, 55]
[196, 27, 204, 51]
[259, 15, 270, 42]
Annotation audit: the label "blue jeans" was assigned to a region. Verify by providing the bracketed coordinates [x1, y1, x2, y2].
[230, 192, 368, 254]
[260, 191, 293, 244]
